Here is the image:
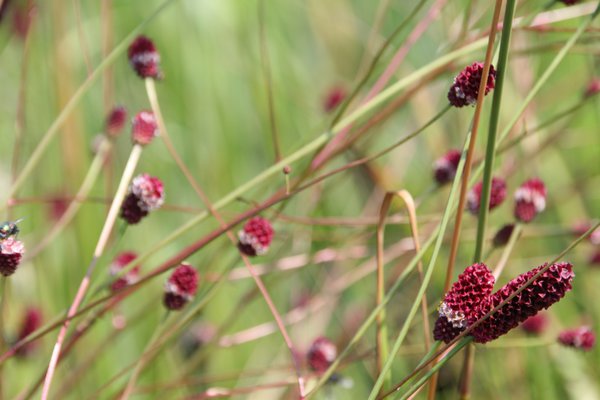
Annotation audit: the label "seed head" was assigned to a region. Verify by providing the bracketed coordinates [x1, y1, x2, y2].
[467, 177, 507, 215]
[131, 110, 159, 145]
[448, 62, 496, 108]
[433, 263, 495, 343]
[558, 326, 595, 351]
[106, 106, 127, 137]
[470, 262, 574, 344]
[0, 238, 25, 277]
[238, 216, 274, 256]
[120, 174, 165, 224]
[514, 178, 546, 223]
[433, 149, 461, 185]
[109, 251, 140, 292]
[307, 336, 337, 374]
[323, 86, 346, 113]
[15, 307, 42, 357]
[128, 35, 162, 79]
[520, 313, 548, 335]
[164, 263, 199, 311]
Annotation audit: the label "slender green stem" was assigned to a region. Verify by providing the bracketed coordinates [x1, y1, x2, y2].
[473, 0, 517, 262]
[367, 131, 472, 400]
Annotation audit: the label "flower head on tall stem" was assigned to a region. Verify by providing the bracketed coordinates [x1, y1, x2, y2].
[433, 149, 461, 185]
[131, 110, 159, 145]
[109, 251, 140, 292]
[558, 326, 595, 350]
[164, 263, 199, 311]
[128, 35, 162, 79]
[0, 237, 25, 277]
[237, 216, 274, 256]
[433, 263, 495, 343]
[466, 177, 506, 215]
[448, 62, 496, 108]
[120, 174, 165, 224]
[514, 178, 547, 223]
[106, 105, 127, 137]
[470, 262, 574, 343]
[307, 336, 337, 374]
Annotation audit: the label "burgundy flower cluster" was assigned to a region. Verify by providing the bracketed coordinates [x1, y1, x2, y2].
[572, 221, 600, 267]
[448, 62, 496, 108]
[109, 251, 140, 292]
[307, 336, 337, 374]
[120, 173, 165, 224]
[558, 326, 595, 351]
[237, 216, 274, 256]
[434, 262, 574, 344]
[164, 263, 199, 311]
[433, 149, 461, 185]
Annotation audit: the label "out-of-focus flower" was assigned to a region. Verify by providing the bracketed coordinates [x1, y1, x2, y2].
[584, 78, 600, 98]
[307, 337, 337, 374]
[514, 178, 547, 223]
[128, 35, 162, 79]
[448, 62, 496, 107]
[15, 307, 42, 357]
[0, 238, 25, 277]
[109, 251, 140, 292]
[323, 86, 346, 113]
[237, 217, 274, 256]
[571, 221, 600, 245]
[433, 263, 495, 343]
[131, 111, 159, 145]
[120, 174, 165, 224]
[558, 326, 595, 351]
[106, 106, 127, 137]
[467, 177, 507, 215]
[521, 313, 549, 335]
[433, 149, 461, 185]
[164, 263, 199, 311]
[492, 224, 515, 248]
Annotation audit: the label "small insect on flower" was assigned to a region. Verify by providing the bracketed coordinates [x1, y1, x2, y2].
[0, 218, 23, 240]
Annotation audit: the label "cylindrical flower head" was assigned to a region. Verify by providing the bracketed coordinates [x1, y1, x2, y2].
[120, 174, 165, 224]
[520, 313, 548, 335]
[558, 326, 595, 351]
[470, 262, 574, 344]
[492, 224, 515, 248]
[106, 106, 127, 137]
[128, 35, 162, 79]
[238, 216, 274, 256]
[109, 251, 140, 292]
[16, 307, 42, 357]
[467, 177, 507, 215]
[164, 263, 199, 311]
[433, 263, 495, 343]
[448, 62, 496, 108]
[0, 237, 25, 276]
[323, 86, 346, 113]
[433, 149, 461, 185]
[514, 178, 547, 223]
[307, 336, 337, 374]
[131, 110, 159, 145]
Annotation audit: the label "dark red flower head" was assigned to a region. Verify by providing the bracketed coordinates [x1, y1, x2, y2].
[433, 149, 461, 185]
[448, 62, 496, 108]
[238, 216, 274, 256]
[492, 224, 515, 248]
[558, 326, 595, 351]
[109, 251, 140, 292]
[470, 262, 574, 343]
[120, 174, 165, 224]
[571, 221, 600, 245]
[164, 263, 199, 311]
[106, 106, 127, 137]
[558, 0, 580, 5]
[433, 263, 495, 343]
[584, 78, 600, 98]
[467, 177, 507, 215]
[323, 86, 346, 113]
[131, 110, 159, 145]
[0, 238, 25, 277]
[589, 250, 600, 266]
[15, 307, 42, 357]
[520, 313, 548, 335]
[307, 336, 337, 374]
[514, 178, 547, 223]
[128, 35, 162, 79]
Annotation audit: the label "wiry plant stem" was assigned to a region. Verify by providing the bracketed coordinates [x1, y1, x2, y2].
[41, 144, 143, 400]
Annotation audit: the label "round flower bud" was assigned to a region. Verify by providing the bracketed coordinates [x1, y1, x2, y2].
[131, 110, 159, 145]
[0, 237, 25, 277]
[128, 35, 162, 79]
[109, 251, 140, 292]
[106, 106, 127, 137]
[164, 263, 199, 311]
[448, 62, 496, 108]
[120, 174, 165, 224]
[433, 149, 461, 185]
[466, 177, 507, 215]
[514, 178, 547, 223]
[558, 326, 595, 351]
[307, 337, 337, 374]
[237, 216, 274, 256]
